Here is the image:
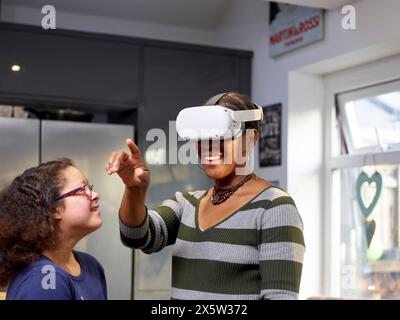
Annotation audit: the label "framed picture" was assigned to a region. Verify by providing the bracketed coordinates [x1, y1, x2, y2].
[269, 2, 324, 57]
[259, 103, 281, 167]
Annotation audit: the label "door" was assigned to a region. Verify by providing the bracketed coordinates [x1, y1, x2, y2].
[41, 120, 134, 300]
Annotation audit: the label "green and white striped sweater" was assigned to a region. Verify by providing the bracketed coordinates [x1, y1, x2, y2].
[119, 186, 305, 300]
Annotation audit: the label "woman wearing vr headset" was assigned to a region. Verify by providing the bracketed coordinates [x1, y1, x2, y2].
[106, 92, 304, 300]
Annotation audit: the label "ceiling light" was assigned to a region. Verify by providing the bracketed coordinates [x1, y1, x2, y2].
[11, 64, 21, 72]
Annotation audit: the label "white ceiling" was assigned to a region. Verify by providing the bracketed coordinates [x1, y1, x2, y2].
[2, 0, 358, 29]
[2, 0, 232, 29]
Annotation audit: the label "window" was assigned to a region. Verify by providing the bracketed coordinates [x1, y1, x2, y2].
[329, 77, 400, 299]
[335, 164, 400, 299]
[336, 79, 400, 154]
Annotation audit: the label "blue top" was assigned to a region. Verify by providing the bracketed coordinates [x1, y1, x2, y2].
[6, 251, 107, 300]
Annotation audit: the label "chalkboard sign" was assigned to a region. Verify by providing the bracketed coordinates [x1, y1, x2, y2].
[259, 103, 281, 167]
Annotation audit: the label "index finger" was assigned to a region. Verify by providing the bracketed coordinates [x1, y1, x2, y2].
[126, 138, 142, 159]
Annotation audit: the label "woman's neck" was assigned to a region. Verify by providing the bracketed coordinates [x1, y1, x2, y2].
[214, 172, 253, 190]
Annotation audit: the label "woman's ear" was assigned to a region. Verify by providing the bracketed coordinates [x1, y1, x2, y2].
[246, 129, 259, 150]
[252, 129, 259, 146]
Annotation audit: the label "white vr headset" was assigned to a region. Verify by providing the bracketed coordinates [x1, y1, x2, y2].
[176, 93, 263, 141]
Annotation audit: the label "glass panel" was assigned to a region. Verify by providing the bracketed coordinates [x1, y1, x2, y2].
[338, 164, 400, 299]
[336, 80, 400, 154]
[344, 92, 400, 149]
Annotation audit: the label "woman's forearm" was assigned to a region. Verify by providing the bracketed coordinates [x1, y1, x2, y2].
[119, 186, 148, 227]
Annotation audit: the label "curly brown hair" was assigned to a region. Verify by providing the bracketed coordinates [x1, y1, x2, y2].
[0, 158, 74, 286]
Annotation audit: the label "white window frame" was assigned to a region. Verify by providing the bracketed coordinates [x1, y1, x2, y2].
[323, 54, 400, 297]
[336, 79, 400, 155]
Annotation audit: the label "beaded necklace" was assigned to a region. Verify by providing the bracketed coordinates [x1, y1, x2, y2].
[211, 174, 253, 205]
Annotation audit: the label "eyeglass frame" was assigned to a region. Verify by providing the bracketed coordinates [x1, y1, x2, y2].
[55, 184, 94, 201]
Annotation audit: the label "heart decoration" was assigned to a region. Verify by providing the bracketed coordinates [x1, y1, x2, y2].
[356, 171, 382, 219]
[365, 219, 376, 248]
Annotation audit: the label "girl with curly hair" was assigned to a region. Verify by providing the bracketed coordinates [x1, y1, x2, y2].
[0, 159, 107, 300]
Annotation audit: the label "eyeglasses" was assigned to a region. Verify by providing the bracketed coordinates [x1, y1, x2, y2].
[55, 184, 94, 201]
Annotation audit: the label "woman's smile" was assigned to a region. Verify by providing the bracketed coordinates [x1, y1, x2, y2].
[202, 153, 223, 164]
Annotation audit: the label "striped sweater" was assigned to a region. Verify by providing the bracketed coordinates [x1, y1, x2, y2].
[119, 186, 305, 300]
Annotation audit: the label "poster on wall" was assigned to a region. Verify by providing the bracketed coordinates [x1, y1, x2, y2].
[259, 103, 281, 167]
[269, 2, 324, 57]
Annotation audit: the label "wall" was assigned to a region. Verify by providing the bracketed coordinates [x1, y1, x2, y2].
[4, 0, 400, 299]
[288, 72, 325, 297]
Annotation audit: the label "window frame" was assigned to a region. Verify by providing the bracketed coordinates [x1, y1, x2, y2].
[336, 78, 400, 155]
[323, 55, 400, 297]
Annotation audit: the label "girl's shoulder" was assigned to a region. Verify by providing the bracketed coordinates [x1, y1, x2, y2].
[6, 257, 71, 300]
[73, 251, 105, 273]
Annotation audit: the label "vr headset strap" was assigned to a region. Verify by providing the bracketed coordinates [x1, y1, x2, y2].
[232, 109, 263, 122]
[205, 92, 228, 106]
[206, 92, 263, 121]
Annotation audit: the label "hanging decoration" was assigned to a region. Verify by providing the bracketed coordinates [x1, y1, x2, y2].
[356, 154, 382, 251]
[356, 171, 382, 219]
